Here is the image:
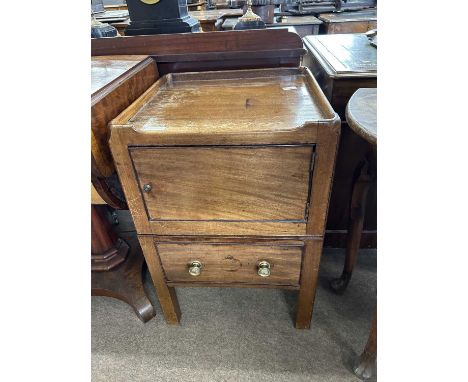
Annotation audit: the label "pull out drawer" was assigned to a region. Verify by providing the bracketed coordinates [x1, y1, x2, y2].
[157, 242, 303, 287]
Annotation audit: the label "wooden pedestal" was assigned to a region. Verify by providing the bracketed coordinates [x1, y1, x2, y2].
[91, 205, 155, 322]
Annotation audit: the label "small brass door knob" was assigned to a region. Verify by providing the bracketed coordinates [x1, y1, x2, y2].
[257, 261, 271, 277]
[188, 261, 202, 276]
[143, 184, 152, 193]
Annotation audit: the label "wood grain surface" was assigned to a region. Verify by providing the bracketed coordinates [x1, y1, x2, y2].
[319, 9, 377, 34]
[91, 56, 158, 179]
[91, 55, 147, 94]
[303, 34, 377, 78]
[302, 33, 376, 245]
[109, 65, 340, 328]
[139, 236, 181, 324]
[125, 69, 329, 134]
[110, 67, 339, 237]
[346, 88, 377, 145]
[91, 29, 303, 56]
[130, 145, 314, 222]
[157, 243, 303, 286]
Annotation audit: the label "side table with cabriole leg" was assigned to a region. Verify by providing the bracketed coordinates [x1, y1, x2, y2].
[332, 88, 377, 380]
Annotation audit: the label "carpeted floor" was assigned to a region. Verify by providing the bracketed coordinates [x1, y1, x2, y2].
[92, 241, 376, 382]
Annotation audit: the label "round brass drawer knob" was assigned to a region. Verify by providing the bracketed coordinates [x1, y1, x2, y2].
[257, 260, 271, 277]
[188, 261, 202, 276]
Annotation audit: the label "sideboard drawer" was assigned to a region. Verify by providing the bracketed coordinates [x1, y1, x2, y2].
[130, 145, 314, 223]
[157, 242, 303, 286]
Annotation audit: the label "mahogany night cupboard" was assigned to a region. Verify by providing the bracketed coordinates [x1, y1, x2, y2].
[109, 67, 340, 329]
[91, 29, 308, 322]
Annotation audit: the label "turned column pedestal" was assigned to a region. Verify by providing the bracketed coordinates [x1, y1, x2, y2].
[91, 205, 155, 322]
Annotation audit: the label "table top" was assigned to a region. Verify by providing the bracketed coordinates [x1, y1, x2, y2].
[116, 68, 335, 134]
[319, 9, 377, 23]
[190, 8, 243, 22]
[271, 15, 322, 26]
[346, 88, 377, 145]
[303, 33, 377, 78]
[91, 55, 148, 94]
[223, 15, 321, 29]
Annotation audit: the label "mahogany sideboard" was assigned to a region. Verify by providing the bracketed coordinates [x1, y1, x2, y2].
[302, 33, 377, 248]
[109, 67, 340, 329]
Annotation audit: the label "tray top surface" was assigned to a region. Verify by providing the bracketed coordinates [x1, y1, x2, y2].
[91, 55, 148, 94]
[125, 68, 333, 134]
[304, 34, 377, 76]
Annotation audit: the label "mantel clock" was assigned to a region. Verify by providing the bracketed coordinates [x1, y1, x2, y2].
[125, 0, 200, 35]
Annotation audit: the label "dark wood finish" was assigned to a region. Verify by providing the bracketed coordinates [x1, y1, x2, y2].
[157, 242, 303, 286]
[91, 205, 128, 271]
[296, 239, 324, 329]
[354, 308, 377, 379]
[92, 31, 304, 77]
[318, 9, 377, 34]
[91, 205, 118, 255]
[346, 88, 377, 145]
[91, 55, 158, 179]
[91, 30, 304, 206]
[91, 56, 157, 323]
[330, 158, 372, 293]
[324, 230, 376, 248]
[131, 146, 313, 222]
[91, 30, 321, 327]
[110, 67, 340, 328]
[110, 67, 339, 238]
[303, 34, 377, 118]
[92, 238, 156, 323]
[91, 30, 303, 57]
[90, 205, 154, 322]
[331, 88, 376, 292]
[302, 33, 376, 248]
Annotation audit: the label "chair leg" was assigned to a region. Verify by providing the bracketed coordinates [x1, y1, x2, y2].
[330, 160, 371, 294]
[354, 308, 377, 380]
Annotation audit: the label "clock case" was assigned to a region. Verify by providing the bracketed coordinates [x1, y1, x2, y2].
[125, 0, 200, 35]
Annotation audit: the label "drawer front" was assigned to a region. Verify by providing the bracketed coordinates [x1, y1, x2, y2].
[130, 145, 314, 222]
[157, 243, 303, 286]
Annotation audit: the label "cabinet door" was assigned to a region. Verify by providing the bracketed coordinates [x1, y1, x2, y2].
[130, 145, 314, 222]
